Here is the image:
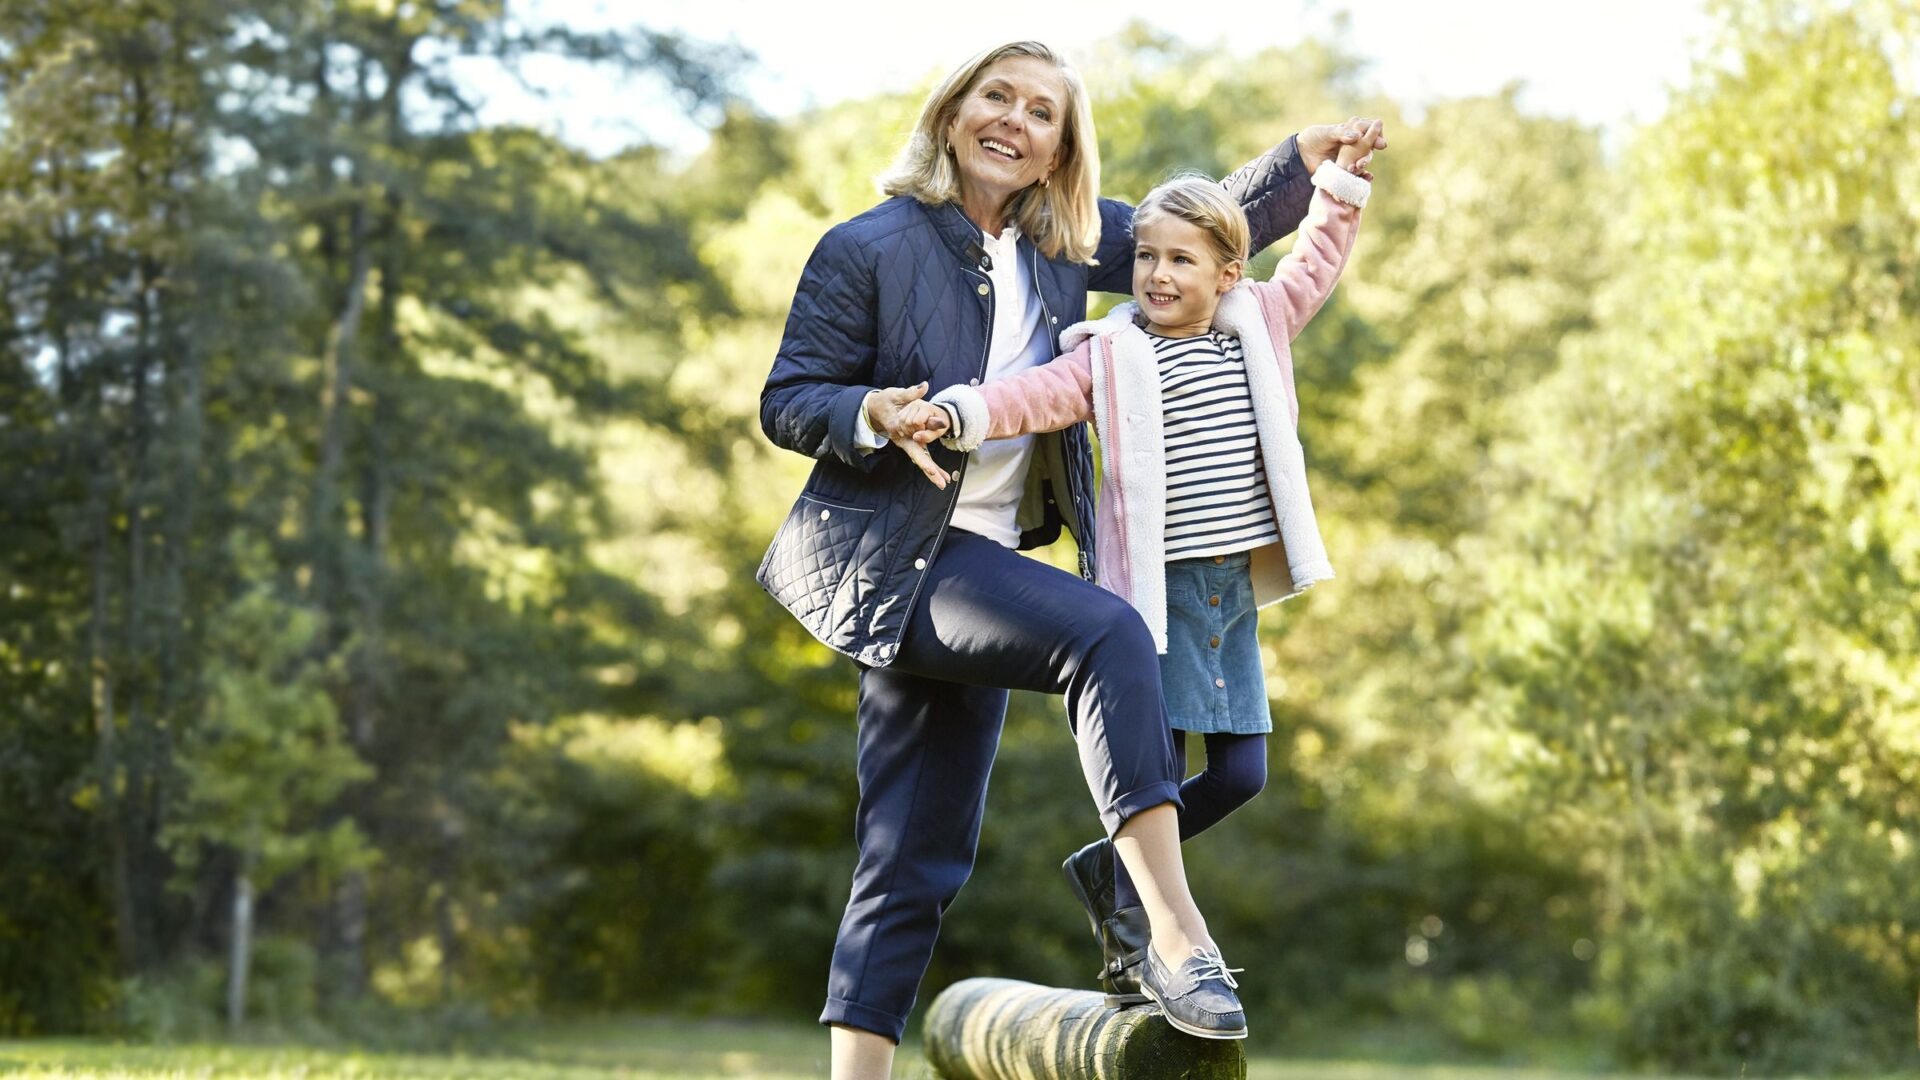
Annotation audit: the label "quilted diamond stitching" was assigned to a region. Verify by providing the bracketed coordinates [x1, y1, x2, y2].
[763, 496, 873, 635]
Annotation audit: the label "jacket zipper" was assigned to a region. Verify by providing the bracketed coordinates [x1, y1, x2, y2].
[1100, 333, 1131, 599]
[1030, 241, 1098, 582]
[889, 259, 993, 658]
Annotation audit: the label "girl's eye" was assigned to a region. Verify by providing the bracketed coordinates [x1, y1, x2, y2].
[1135, 251, 1152, 261]
[1175, 255, 1193, 264]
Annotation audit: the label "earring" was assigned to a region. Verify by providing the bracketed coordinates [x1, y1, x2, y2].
[1040, 174, 1051, 188]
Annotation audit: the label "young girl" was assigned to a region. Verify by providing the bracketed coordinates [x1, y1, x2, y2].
[897, 124, 1375, 1006]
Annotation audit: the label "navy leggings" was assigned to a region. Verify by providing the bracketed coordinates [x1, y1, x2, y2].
[1112, 731, 1268, 913]
[822, 530, 1182, 1042]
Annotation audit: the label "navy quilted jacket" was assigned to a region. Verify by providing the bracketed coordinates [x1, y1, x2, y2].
[759, 136, 1316, 667]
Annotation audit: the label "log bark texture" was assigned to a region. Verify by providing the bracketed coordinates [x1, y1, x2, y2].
[924, 977, 1246, 1080]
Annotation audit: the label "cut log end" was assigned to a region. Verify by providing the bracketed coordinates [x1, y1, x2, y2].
[923, 977, 1246, 1080]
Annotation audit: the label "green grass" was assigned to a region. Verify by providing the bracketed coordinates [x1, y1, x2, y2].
[0, 1014, 1901, 1080]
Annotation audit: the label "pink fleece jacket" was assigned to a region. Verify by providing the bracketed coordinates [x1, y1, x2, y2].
[935, 161, 1367, 651]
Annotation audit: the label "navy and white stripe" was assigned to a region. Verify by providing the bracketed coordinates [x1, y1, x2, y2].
[1150, 329, 1280, 560]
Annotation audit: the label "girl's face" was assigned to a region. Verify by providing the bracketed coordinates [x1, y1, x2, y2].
[1132, 215, 1242, 338]
[945, 56, 1067, 211]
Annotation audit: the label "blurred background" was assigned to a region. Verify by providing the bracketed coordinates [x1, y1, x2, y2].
[2, 0, 1917, 1074]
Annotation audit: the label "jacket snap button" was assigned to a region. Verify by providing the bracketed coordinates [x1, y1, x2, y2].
[914, 558, 927, 570]
[969, 378, 980, 386]
[820, 509, 831, 520]
[1050, 315, 1058, 324]
[976, 283, 989, 296]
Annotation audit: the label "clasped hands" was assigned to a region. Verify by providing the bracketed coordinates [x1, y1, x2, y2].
[1301, 117, 1387, 179]
[865, 384, 955, 489]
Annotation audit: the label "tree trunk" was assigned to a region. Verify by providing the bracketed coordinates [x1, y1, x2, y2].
[228, 867, 254, 1029]
[311, 197, 370, 571]
[923, 978, 1245, 1080]
[89, 481, 139, 974]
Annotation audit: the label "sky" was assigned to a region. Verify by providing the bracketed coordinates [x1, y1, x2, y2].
[469, 0, 1718, 158]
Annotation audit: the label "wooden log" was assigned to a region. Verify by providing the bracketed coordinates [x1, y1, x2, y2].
[923, 977, 1246, 1080]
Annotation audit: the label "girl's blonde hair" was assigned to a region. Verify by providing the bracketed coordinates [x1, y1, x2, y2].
[1134, 173, 1250, 271]
[879, 41, 1102, 264]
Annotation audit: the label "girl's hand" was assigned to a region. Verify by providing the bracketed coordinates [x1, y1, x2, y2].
[1336, 119, 1385, 177]
[1299, 118, 1388, 178]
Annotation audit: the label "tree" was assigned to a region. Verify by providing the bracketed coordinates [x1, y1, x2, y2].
[161, 586, 371, 1028]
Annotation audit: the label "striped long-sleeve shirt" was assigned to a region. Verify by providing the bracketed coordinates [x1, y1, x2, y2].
[1151, 329, 1281, 561]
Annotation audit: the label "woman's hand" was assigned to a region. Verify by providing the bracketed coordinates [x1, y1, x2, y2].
[1299, 118, 1387, 180]
[1337, 119, 1385, 174]
[867, 383, 954, 488]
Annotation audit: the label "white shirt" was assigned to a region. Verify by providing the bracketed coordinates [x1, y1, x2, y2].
[856, 224, 1051, 548]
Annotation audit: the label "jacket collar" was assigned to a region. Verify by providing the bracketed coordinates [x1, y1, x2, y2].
[931, 200, 997, 272]
[928, 198, 1087, 331]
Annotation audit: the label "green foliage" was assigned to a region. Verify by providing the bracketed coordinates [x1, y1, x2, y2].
[118, 937, 320, 1042]
[162, 587, 371, 886]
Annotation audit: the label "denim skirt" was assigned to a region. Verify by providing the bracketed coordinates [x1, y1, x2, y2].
[1160, 551, 1273, 734]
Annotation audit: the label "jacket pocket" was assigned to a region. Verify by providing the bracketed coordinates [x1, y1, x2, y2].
[756, 494, 877, 639]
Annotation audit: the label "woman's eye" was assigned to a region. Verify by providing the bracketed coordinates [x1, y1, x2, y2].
[986, 89, 1007, 102]
[1031, 108, 1052, 122]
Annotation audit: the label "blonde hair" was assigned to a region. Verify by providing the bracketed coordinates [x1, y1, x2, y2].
[1134, 173, 1250, 272]
[878, 41, 1102, 264]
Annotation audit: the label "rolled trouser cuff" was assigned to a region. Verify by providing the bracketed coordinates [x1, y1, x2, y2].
[1103, 780, 1182, 838]
[821, 996, 908, 1044]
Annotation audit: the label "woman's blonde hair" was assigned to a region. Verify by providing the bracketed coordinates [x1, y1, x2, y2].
[1134, 173, 1250, 272]
[878, 41, 1102, 264]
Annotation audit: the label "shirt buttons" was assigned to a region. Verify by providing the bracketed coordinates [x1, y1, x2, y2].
[976, 283, 990, 296]
[1209, 635, 1221, 648]
[1214, 678, 1226, 689]
[914, 558, 927, 570]
[1209, 594, 1221, 607]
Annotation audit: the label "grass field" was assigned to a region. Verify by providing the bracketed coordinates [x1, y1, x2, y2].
[0, 1013, 1883, 1080]
[0, 1017, 1713, 1080]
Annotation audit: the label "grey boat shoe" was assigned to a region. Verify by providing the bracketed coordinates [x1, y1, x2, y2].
[1139, 945, 1248, 1040]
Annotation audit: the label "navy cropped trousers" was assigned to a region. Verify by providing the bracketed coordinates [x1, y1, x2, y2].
[820, 530, 1182, 1042]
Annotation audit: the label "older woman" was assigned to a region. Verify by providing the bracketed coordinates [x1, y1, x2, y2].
[759, 40, 1381, 1077]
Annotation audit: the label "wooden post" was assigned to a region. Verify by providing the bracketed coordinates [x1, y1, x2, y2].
[923, 977, 1246, 1080]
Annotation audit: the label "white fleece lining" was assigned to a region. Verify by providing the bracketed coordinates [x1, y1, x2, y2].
[931, 384, 989, 452]
[1213, 286, 1336, 604]
[1311, 160, 1371, 208]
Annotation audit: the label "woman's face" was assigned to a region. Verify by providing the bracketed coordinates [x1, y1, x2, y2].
[945, 56, 1068, 212]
